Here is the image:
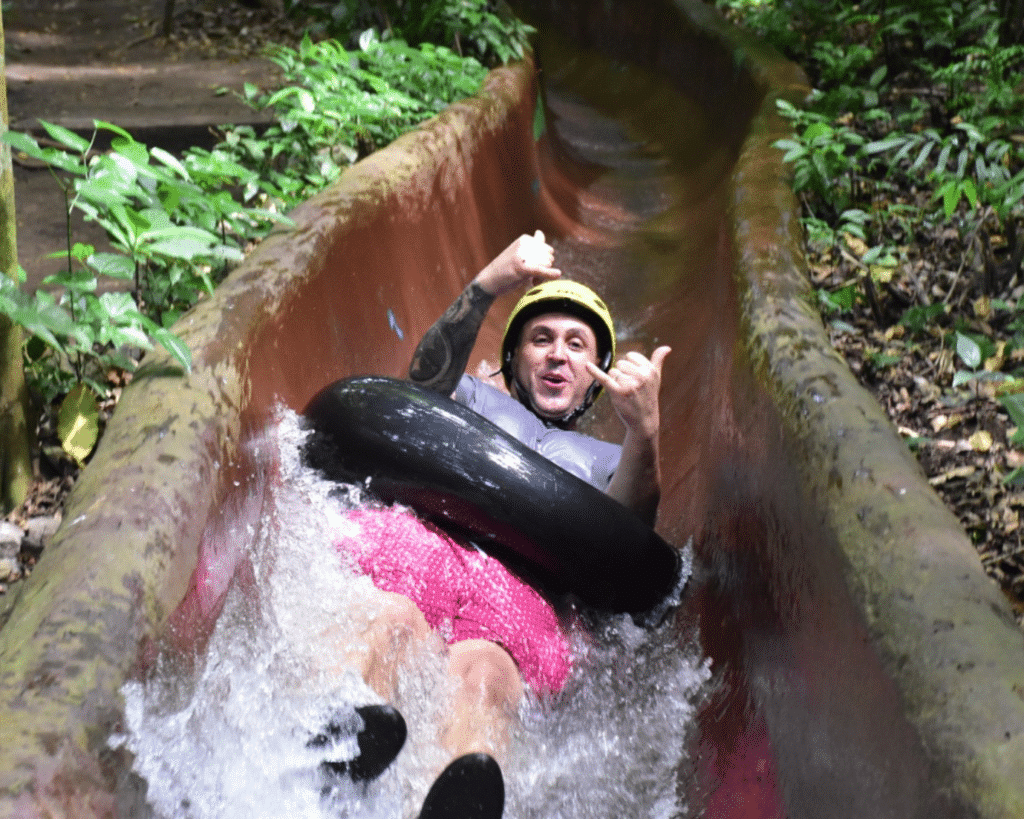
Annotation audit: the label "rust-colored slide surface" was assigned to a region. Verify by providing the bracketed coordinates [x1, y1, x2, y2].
[2, 0, 1023, 816]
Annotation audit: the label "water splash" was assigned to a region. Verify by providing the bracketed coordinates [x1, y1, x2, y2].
[117, 409, 710, 818]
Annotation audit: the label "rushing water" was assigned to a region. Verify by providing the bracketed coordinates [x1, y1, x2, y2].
[116, 409, 710, 819]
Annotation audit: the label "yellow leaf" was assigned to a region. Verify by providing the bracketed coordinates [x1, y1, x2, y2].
[970, 430, 993, 452]
[870, 264, 895, 283]
[843, 233, 869, 257]
[58, 383, 100, 466]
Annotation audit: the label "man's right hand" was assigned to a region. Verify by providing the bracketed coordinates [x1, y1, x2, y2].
[475, 231, 562, 297]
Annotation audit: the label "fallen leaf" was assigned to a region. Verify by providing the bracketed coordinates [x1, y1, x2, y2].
[843, 232, 869, 257]
[971, 430, 993, 452]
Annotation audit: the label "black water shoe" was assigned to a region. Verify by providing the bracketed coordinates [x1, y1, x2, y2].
[418, 753, 504, 819]
[307, 703, 407, 783]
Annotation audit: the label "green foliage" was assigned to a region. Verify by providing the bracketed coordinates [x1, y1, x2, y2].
[287, 0, 534, 67]
[754, 0, 1024, 344]
[2, 4, 525, 461]
[1000, 390, 1024, 444]
[722, 0, 1024, 491]
[223, 31, 489, 201]
[0, 119, 295, 415]
[950, 328, 1010, 387]
[900, 302, 946, 335]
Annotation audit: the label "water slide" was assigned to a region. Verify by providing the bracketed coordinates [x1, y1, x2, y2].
[2, 0, 1024, 816]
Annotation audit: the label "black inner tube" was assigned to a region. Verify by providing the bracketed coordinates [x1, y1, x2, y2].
[302, 376, 682, 616]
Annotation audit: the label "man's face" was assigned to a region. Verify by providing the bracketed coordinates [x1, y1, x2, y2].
[514, 313, 600, 421]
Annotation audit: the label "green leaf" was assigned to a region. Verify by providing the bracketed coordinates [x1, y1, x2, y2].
[910, 139, 934, 172]
[953, 369, 980, 388]
[107, 150, 140, 186]
[57, 383, 100, 465]
[1003, 465, 1024, 487]
[955, 331, 983, 369]
[153, 327, 192, 372]
[941, 181, 959, 218]
[88, 252, 135, 280]
[148, 236, 217, 260]
[864, 135, 906, 154]
[297, 88, 317, 113]
[150, 146, 190, 180]
[4, 134, 83, 174]
[70, 242, 95, 262]
[93, 120, 135, 141]
[98, 290, 144, 322]
[39, 121, 91, 153]
[107, 324, 153, 349]
[43, 268, 96, 293]
[863, 245, 897, 266]
[112, 136, 149, 167]
[1000, 392, 1024, 431]
[2, 130, 44, 158]
[961, 177, 978, 209]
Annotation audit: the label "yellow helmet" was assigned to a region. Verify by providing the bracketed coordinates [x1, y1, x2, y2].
[500, 280, 616, 417]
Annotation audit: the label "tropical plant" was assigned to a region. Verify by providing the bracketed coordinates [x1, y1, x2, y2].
[1, 5, 529, 464]
[290, 0, 534, 66]
[0, 120, 292, 460]
[223, 29, 490, 203]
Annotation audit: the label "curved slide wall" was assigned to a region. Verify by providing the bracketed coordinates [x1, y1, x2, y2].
[1, 0, 1023, 816]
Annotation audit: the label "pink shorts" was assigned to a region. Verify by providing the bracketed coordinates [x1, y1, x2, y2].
[337, 507, 572, 693]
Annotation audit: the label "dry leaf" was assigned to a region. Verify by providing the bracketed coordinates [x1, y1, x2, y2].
[843, 233, 869, 257]
[930, 465, 976, 486]
[970, 430, 993, 452]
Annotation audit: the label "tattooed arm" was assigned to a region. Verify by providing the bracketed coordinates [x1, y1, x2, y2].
[409, 231, 562, 395]
[408, 281, 496, 394]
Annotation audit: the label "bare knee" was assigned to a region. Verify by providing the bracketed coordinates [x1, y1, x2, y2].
[357, 592, 432, 698]
[448, 640, 524, 709]
[371, 591, 432, 643]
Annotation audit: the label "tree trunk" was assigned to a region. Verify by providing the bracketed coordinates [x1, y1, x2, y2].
[0, 9, 33, 514]
[998, 0, 1024, 45]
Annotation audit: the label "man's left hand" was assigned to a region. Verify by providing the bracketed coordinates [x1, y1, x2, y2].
[586, 346, 671, 439]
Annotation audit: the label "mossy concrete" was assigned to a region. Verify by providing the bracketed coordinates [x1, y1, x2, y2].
[0, 1, 1022, 817]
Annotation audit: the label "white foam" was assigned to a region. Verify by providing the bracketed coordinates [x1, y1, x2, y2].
[117, 408, 710, 818]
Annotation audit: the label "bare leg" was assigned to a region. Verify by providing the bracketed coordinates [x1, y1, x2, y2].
[358, 591, 436, 699]
[441, 639, 524, 766]
[319, 594, 520, 818]
[318, 590, 434, 699]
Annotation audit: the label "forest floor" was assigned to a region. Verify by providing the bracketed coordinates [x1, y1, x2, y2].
[2, 0, 1022, 625]
[810, 235, 1024, 625]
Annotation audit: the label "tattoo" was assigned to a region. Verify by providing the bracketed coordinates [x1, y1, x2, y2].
[409, 282, 495, 394]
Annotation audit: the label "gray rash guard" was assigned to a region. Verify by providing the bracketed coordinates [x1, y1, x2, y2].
[454, 375, 621, 491]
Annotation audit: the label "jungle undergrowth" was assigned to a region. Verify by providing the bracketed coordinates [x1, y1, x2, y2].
[1, 0, 531, 477]
[717, 0, 1024, 619]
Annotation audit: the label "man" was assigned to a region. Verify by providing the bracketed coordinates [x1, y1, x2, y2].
[321, 231, 670, 819]
[410, 230, 670, 525]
